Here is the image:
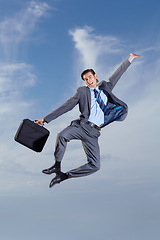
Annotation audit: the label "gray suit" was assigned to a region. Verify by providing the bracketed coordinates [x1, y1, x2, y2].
[44, 59, 131, 178]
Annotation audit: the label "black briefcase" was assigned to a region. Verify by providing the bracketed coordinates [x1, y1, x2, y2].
[14, 119, 50, 152]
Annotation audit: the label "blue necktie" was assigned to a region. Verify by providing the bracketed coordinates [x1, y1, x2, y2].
[94, 89, 123, 122]
[94, 89, 108, 114]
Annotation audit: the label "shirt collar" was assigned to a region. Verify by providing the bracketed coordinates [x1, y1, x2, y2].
[89, 86, 99, 91]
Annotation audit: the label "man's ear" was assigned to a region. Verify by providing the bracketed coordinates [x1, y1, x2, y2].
[95, 73, 98, 79]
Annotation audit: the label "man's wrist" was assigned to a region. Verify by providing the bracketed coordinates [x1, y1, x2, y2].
[44, 118, 48, 123]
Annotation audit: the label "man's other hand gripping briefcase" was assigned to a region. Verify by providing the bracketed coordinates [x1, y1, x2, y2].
[14, 119, 50, 152]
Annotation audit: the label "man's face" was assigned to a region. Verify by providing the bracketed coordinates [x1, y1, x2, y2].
[83, 72, 98, 88]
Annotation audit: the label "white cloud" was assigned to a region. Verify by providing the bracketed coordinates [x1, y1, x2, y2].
[0, 2, 51, 195]
[0, 63, 35, 93]
[69, 26, 122, 73]
[28, 1, 50, 18]
[0, 62, 36, 121]
[0, 1, 50, 59]
[0, 1, 50, 117]
[0, 1, 49, 44]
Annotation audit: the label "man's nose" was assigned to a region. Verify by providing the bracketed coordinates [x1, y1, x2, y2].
[87, 78, 92, 83]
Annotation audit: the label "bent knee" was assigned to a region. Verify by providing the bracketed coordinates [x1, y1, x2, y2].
[90, 162, 100, 172]
[95, 164, 100, 171]
[57, 131, 69, 142]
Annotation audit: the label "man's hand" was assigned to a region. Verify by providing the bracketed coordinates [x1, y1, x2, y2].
[128, 53, 140, 63]
[35, 118, 46, 125]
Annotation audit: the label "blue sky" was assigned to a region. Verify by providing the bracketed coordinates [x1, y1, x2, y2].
[0, 0, 160, 239]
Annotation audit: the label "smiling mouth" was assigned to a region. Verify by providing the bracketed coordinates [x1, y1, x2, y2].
[89, 82, 93, 85]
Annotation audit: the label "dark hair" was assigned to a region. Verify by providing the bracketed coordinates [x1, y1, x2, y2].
[81, 69, 96, 80]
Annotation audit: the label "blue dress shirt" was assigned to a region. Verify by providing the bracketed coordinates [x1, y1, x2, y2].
[88, 86, 108, 126]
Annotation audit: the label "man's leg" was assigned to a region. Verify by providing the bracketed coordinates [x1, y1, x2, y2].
[48, 122, 101, 187]
[66, 133, 100, 178]
[42, 122, 82, 175]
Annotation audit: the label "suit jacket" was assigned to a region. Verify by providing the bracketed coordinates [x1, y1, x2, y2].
[44, 59, 131, 128]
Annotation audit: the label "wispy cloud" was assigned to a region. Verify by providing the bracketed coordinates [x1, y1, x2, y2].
[0, 1, 51, 194]
[138, 45, 160, 54]
[28, 1, 50, 18]
[0, 1, 50, 115]
[0, 62, 36, 121]
[0, 1, 49, 44]
[0, 1, 50, 60]
[69, 26, 122, 73]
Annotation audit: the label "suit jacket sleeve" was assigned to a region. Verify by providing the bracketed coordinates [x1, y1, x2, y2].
[44, 88, 80, 123]
[108, 59, 131, 90]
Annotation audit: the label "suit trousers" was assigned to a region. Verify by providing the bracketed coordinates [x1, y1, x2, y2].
[54, 120, 101, 178]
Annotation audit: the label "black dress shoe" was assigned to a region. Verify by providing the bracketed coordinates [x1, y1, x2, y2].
[49, 172, 68, 188]
[42, 166, 61, 175]
[49, 175, 62, 188]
